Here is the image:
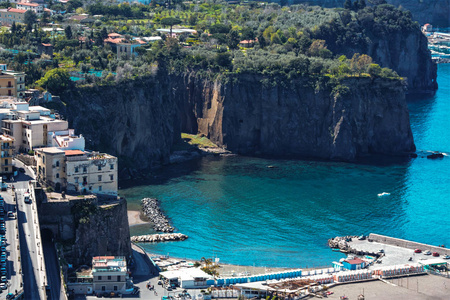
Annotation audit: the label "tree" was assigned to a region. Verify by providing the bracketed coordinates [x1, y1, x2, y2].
[367, 63, 381, 77]
[36, 69, 71, 95]
[65, 25, 73, 40]
[160, 17, 182, 36]
[24, 10, 37, 31]
[227, 29, 240, 50]
[344, 0, 353, 10]
[358, 0, 366, 10]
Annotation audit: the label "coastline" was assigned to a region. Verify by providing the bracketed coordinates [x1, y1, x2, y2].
[128, 210, 150, 227]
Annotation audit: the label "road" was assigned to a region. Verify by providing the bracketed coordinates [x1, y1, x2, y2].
[1, 188, 21, 299]
[15, 161, 46, 300]
[42, 232, 64, 300]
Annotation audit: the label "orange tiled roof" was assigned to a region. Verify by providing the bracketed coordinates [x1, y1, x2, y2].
[64, 150, 84, 156]
[7, 8, 27, 14]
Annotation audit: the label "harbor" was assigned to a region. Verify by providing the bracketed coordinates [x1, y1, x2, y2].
[127, 233, 450, 299]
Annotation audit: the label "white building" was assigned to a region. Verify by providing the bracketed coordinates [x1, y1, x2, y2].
[35, 147, 118, 196]
[92, 256, 133, 294]
[16, 2, 44, 15]
[159, 268, 213, 289]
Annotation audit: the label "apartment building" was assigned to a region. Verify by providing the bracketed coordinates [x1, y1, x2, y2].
[92, 256, 132, 294]
[35, 148, 118, 196]
[0, 135, 14, 175]
[16, 2, 44, 15]
[0, 8, 26, 25]
[1, 101, 69, 152]
[0, 65, 25, 98]
[0, 71, 17, 97]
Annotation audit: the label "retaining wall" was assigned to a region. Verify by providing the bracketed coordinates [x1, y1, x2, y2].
[369, 233, 450, 256]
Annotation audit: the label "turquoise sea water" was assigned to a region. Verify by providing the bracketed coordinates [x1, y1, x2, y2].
[120, 65, 450, 268]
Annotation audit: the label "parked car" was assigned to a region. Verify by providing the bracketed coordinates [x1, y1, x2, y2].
[0, 283, 7, 290]
[0, 276, 6, 283]
[414, 249, 422, 253]
[6, 212, 14, 219]
[432, 252, 440, 257]
[443, 255, 450, 260]
[424, 251, 432, 256]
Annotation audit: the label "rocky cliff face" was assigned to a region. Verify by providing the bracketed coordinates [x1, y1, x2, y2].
[61, 72, 415, 171]
[38, 194, 132, 266]
[182, 74, 415, 159]
[293, 0, 450, 27]
[63, 78, 181, 176]
[352, 30, 437, 92]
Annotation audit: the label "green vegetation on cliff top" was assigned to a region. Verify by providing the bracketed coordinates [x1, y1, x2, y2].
[0, 1, 414, 93]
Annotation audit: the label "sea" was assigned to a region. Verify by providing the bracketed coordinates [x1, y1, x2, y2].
[120, 64, 450, 268]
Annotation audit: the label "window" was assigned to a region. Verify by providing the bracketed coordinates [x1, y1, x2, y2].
[56, 173, 59, 178]
[98, 175, 102, 181]
[98, 186, 102, 191]
[4, 159, 7, 165]
[74, 177, 78, 184]
[114, 286, 118, 291]
[75, 167, 79, 173]
[56, 161, 59, 167]
[98, 276, 102, 280]
[107, 276, 111, 280]
[4, 167, 7, 172]
[83, 166, 87, 173]
[101, 286, 106, 291]
[98, 165, 102, 171]
[110, 164, 114, 170]
[110, 175, 114, 181]
[117, 276, 121, 282]
[89, 186, 92, 190]
[83, 176, 87, 184]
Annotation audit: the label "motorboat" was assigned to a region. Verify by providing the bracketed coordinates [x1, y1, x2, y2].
[377, 192, 391, 197]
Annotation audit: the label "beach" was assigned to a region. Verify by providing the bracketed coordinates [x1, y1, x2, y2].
[128, 210, 149, 226]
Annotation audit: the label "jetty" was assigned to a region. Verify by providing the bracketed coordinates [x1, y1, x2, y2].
[141, 198, 174, 232]
[131, 233, 188, 243]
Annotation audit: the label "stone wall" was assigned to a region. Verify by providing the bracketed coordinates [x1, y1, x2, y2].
[369, 233, 450, 256]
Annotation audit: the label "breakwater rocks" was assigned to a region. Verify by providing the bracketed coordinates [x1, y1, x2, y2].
[328, 236, 358, 250]
[131, 233, 188, 243]
[141, 198, 174, 233]
[328, 236, 381, 257]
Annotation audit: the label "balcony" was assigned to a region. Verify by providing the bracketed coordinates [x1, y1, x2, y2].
[0, 85, 14, 89]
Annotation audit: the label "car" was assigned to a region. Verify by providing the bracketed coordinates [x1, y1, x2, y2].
[0, 241, 5, 247]
[414, 249, 422, 253]
[424, 251, 432, 256]
[378, 249, 385, 253]
[0, 283, 7, 290]
[157, 280, 163, 285]
[358, 235, 366, 240]
[443, 255, 450, 260]
[166, 286, 173, 291]
[0, 276, 6, 283]
[6, 293, 15, 300]
[0, 247, 6, 252]
[432, 252, 440, 257]
[6, 212, 14, 219]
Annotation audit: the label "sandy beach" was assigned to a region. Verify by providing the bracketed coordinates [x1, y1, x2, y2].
[128, 210, 150, 226]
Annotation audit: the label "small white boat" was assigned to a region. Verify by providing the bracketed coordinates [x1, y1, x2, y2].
[377, 192, 391, 197]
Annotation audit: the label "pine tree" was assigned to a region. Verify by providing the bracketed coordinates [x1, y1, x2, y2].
[358, 0, 366, 10]
[344, 0, 353, 10]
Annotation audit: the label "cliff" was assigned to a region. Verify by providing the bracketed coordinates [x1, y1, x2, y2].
[38, 193, 132, 266]
[348, 30, 437, 92]
[293, 0, 450, 27]
[62, 78, 181, 176]
[182, 73, 415, 159]
[59, 71, 415, 173]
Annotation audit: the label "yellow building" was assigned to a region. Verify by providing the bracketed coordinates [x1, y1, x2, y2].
[0, 135, 14, 175]
[0, 71, 17, 97]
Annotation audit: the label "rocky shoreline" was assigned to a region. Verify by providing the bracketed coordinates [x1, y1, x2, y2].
[141, 198, 174, 232]
[131, 233, 188, 243]
[328, 236, 381, 257]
